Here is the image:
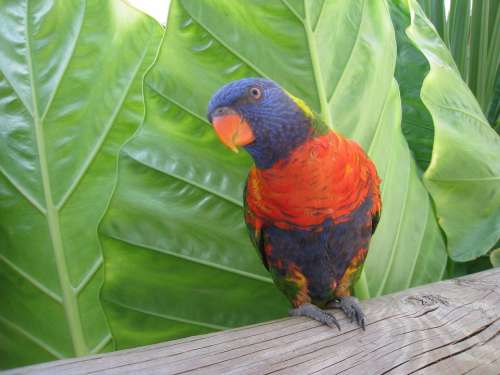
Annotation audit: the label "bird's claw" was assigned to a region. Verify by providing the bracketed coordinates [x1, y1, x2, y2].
[327, 296, 366, 330]
[289, 303, 341, 330]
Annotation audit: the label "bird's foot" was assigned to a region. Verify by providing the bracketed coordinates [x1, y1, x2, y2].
[327, 296, 366, 330]
[288, 303, 340, 330]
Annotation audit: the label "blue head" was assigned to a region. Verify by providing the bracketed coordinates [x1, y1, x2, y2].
[207, 78, 313, 169]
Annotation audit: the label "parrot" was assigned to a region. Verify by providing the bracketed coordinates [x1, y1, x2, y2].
[207, 78, 381, 330]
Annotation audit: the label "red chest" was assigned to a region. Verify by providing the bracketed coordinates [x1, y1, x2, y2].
[245, 132, 380, 230]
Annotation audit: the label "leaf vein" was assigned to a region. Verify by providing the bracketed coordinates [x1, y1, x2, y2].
[56, 34, 152, 210]
[103, 232, 273, 285]
[313, 0, 327, 31]
[280, 0, 304, 23]
[105, 298, 228, 331]
[25, 0, 87, 354]
[183, 8, 272, 82]
[0, 68, 34, 117]
[405, 190, 430, 289]
[0, 254, 62, 304]
[366, 80, 393, 156]
[423, 99, 492, 128]
[90, 333, 112, 354]
[0, 315, 64, 359]
[376, 142, 411, 296]
[75, 256, 103, 295]
[0, 165, 46, 214]
[304, 2, 331, 124]
[40, 1, 86, 122]
[124, 147, 243, 208]
[426, 176, 500, 183]
[326, 0, 366, 104]
[146, 83, 209, 126]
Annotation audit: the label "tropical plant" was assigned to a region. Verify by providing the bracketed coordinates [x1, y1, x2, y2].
[0, 0, 498, 369]
[418, 0, 499, 130]
[0, 0, 162, 368]
[413, 0, 500, 269]
[392, 0, 499, 263]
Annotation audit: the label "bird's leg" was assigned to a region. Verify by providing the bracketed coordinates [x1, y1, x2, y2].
[288, 303, 340, 330]
[326, 296, 366, 330]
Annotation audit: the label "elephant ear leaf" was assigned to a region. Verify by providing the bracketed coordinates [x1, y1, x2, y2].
[0, 0, 162, 368]
[402, 0, 500, 261]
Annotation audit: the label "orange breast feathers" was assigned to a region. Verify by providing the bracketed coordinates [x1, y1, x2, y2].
[245, 132, 381, 231]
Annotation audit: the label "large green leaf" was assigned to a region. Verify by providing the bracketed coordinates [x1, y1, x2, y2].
[416, 0, 445, 41]
[0, 0, 162, 368]
[100, 0, 447, 348]
[402, 0, 500, 261]
[390, 0, 434, 170]
[419, 0, 499, 128]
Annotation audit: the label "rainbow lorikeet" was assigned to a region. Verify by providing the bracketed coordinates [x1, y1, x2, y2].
[207, 78, 381, 330]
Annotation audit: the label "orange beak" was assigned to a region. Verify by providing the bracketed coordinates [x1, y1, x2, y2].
[211, 111, 255, 153]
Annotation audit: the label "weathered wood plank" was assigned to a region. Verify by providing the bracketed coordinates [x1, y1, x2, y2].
[4, 268, 499, 375]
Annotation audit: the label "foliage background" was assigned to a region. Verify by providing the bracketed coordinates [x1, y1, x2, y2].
[0, 0, 162, 367]
[0, 0, 498, 369]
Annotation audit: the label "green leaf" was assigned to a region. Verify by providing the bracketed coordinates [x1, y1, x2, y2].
[469, 0, 491, 111]
[390, 0, 434, 170]
[447, 0, 471, 80]
[100, 0, 447, 348]
[403, 0, 500, 261]
[0, 0, 162, 368]
[444, 256, 492, 279]
[485, 4, 500, 127]
[416, 0, 446, 41]
[422, 0, 499, 129]
[489, 71, 500, 131]
[490, 248, 500, 267]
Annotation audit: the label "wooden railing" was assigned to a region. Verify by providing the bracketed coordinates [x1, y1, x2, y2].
[4, 268, 499, 374]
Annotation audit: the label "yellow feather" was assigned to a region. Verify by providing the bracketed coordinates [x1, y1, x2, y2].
[286, 91, 314, 118]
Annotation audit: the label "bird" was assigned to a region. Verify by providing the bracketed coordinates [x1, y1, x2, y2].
[207, 78, 381, 330]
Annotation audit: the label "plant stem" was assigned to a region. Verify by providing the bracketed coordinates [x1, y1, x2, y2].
[26, 0, 87, 356]
[304, 4, 332, 127]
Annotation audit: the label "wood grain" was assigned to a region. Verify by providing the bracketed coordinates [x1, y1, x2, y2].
[4, 268, 499, 375]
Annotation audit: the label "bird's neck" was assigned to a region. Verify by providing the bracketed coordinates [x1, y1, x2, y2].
[244, 130, 310, 169]
[244, 116, 328, 169]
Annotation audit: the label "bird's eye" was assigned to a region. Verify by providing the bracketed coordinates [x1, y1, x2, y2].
[249, 87, 262, 100]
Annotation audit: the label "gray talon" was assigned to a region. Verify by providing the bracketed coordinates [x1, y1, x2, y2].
[289, 303, 341, 330]
[327, 296, 366, 330]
